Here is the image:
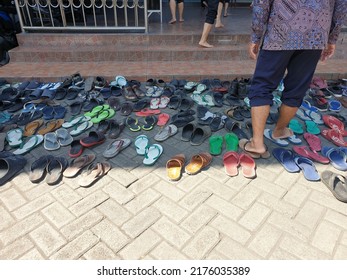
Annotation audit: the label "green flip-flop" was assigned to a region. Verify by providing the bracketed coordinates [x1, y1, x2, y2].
[289, 119, 304, 134]
[305, 120, 320, 135]
[90, 108, 115, 124]
[224, 133, 239, 151]
[84, 104, 110, 118]
[209, 135, 223, 155]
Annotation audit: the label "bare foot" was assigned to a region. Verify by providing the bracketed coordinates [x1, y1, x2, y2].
[179, 19, 184, 22]
[272, 127, 294, 139]
[199, 41, 214, 48]
[169, 19, 176, 24]
[215, 23, 224, 28]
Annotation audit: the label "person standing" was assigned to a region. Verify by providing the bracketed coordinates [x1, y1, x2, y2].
[198, 0, 224, 48]
[169, 0, 184, 24]
[241, 0, 347, 156]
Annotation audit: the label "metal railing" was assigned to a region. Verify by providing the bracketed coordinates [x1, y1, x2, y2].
[14, 0, 149, 33]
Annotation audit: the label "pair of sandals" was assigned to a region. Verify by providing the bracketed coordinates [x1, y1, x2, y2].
[126, 115, 157, 132]
[135, 135, 163, 166]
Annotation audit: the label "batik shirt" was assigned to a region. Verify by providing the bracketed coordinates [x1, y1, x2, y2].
[251, 0, 347, 50]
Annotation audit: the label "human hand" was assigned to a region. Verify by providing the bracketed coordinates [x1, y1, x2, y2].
[249, 43, 259, 60]
[320, 44, 336, 62]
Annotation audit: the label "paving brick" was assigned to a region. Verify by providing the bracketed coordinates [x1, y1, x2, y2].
[231, 184, 261, 210]
[269, 248, 298, 260]
[205, 250, 228, 260]
[176, 174, 208, 192]
[130, 164, 157, 178]
[249, 178, 287, 198]
[128, 173, 161, 194]
[69, 190, 109, 217]
[51, 184, 82, 207]
[248, 224, 282, 258]
[84, 242, 120, 260]
[0, 236, 34, 260]
[257, 166, 282, 183]
[152, 216, 191, 249]
[333, 245, 347, 259]
[279, 235, 329, 259]
[153, 197, 188, 223]
[283, 183, 311, 207]
[257, 192, 298, 218]
[19, 248, 45, 260]
[149, 241, 188, 260]
[13, 193, 55, 220]
[294, 201, 325, 229]
[0, 212, 44, 246]
[41, 202, 75, 229]
[102, 182, 135, 205]
[324, 210, 347, 230]
[182, 227, 220, 259]
[124, 188, 161, 214]
[91, 219, 130, 252]
[238, 202, 271, 232]
[206, 195, 243, 221]
[153, 180, 186, 202]
[24, 182, 53, 201]
[50, 230, 99, 259]
[97, 199, 132, 226]
[108, 168, 138, 187]
[310, 191, 347, 214]
[203, 166, 230, 184]
[215, 237, 261, 259]
[273, 170, 299, 189]
[210, 215, 251, 244]
[119, 229, 161, 259]
[12, 173, 36, 192]
[311, 221, 341, 255]
[179, 187, 213, 211]
[224, 176, 251, 192]
[341, 231, 347, 246]
[198, 178, 236, 200]
[122, 207, 161, 238]
[0, 188, 27, 211]
[0, 205, 15, 231]
[181, 205, 217, 234]
[268, 211, 311, 242]
[29, 223, 66, 257]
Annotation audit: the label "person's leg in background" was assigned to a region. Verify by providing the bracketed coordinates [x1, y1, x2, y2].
[215, 1, 224, 28]
[178, 0, 184, 22]
[224, 0, 230, 17]
[273, 50, 322, 139]
[169, 0, 177, 24]
[198, 0, 219, 48]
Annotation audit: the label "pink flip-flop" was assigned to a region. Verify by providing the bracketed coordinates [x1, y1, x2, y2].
[321, 129, 347, 147]
[157, 113, 170, 126]
[135, 108, 161, 117]
[223, 151, 239, 177]
[323, 115, 347, 136]
[293, 146, 329, 164]
[239, 153, 256, 179]
[304, 133, 322, 151]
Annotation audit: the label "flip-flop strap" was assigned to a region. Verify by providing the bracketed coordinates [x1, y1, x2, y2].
[144, 145, 161, 160]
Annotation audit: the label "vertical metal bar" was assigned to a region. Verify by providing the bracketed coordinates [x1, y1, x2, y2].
[92, 0, 97, 27]
[124, 0, 128, 27]
[81, 1, 87, 26]
[59, 0, 67, 27]
[144, 0, 148, 33]
[113, 0, 118, 27]
[103, 0, 107, 27]
[36, 0, 44, 26]
[134, 0, 138, 27]
[47, 0, 55, 27]
[14, 0, 25, 32]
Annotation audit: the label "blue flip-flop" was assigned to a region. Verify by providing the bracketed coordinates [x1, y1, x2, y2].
[326, 148, 347, 171]
[294, 156, 320, 181]
[264, 129, 289, 147]
[272, 148, 300, 173]
[328, 99, 341, 112]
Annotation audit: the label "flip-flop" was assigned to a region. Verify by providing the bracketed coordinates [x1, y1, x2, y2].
[321, 129, 347, 147]
[326, 148, 347, 171]
[78, 162, 111, 188]
[224, 119, 249, 139]
[55, 128, 73, 146]
[70, 121, 94, 136]
[328, 99, 341, 112]
[289, 119, 304, 134]
[294, 156, 320, 181]
[90, 108, 115, 124]
[63, 154, 96, 178]
[239, 153, 256, 179]
[13, 135, 44, 155]
[142, 115, 158, 131]
[6, 128, 24, 148]
[134, 135, 149, 155]
[157, 113, 170, 126]
[224, 133, 239, 151]
[69, 140, 84, 158]
[125, 116, 141, 132]
[143, 144, 163, 166]
[23, 119, 44, 137]
[293, 146, 329, 164]
[29, 155, 54, 183]
[322, 115, 347, 136]
[296, 108, 311, 121]
[46, 157, 68, 185]
[286, 134, 302, 145]
[80, 131, 106, 148]
[264, 129, 289, 147]
[223, 151, 239, 177]
[103, 138, 131, 158]
[181, 123, 196, 142]
[84, 104, 110, 118]
[62, 115, 91, 129]
[154, 124, 178, 142]
[150, 98, 161, 109]
[37, 119, 64, 135]
[209, 135, 223, 155]
[272, 147, 300, 173]
[305, 109, 323, 125]
[166, 154, 185, 181]
[238, 139, 271, 159]
[303, 133, 321, 151]
[44, 132, 60, 151]
[305, 120, 320, 135]
[321, 171, 347, 202]
[190, 126, 211, 146]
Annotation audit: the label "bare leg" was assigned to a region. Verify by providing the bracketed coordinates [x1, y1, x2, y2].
[215, 3, 224, 28]
[272, 104, 297, 139]
[198, 23, 214, 48]
[224, 3, 229, 17]
[178, 3, 184, 22]
[245, 105, 270, 154]
[169, 0, 177, 24]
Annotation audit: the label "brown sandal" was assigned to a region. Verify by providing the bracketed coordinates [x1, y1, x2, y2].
[185, 152, 212, 175]
[23, 119, 44, 137]
[239, 139, 271, 159]
[166, 154, 185, 181]
[37, 119, 64, 135]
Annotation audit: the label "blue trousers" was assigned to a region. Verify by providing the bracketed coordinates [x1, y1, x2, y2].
[248, 49, 321, 107]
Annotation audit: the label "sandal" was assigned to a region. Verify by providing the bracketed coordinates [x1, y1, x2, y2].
[185, 152, 212, 175]
[239, 138, 271, 159]
[166, 154, 185, 181]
